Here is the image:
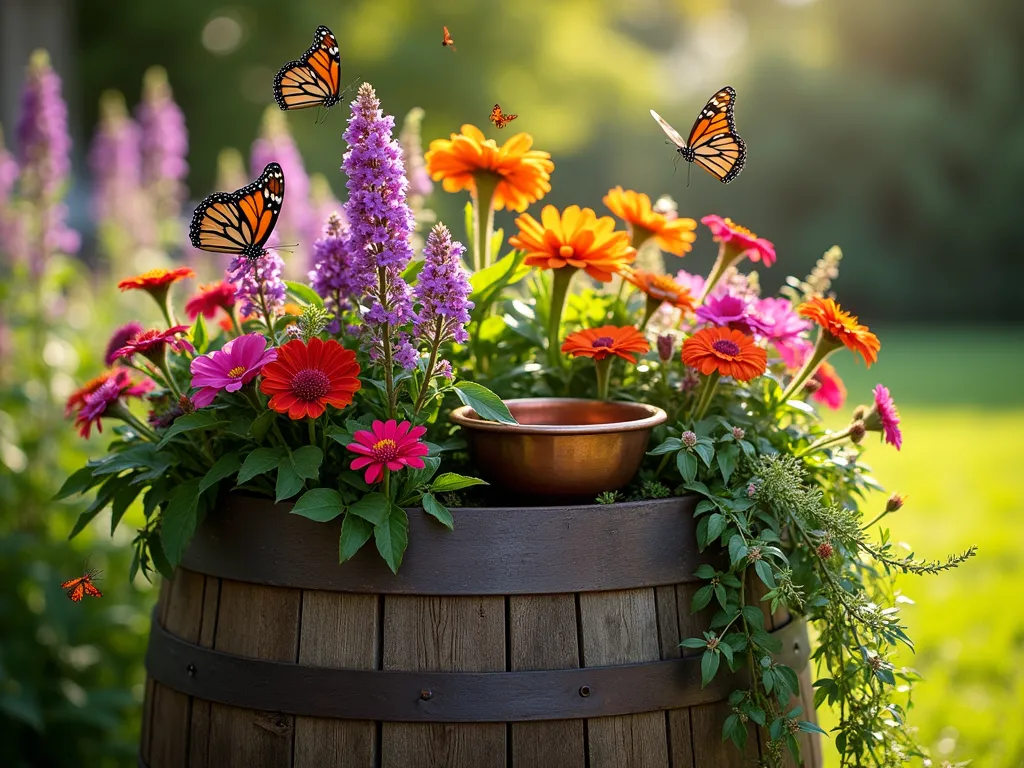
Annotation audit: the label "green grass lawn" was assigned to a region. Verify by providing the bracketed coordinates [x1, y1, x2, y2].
[816, 329, 1024, 766]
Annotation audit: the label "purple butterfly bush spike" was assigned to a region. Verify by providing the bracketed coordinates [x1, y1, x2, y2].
[229, 252, 286, 320]
[414, 223, 473, 346]
[310, 212, 372, 323]
[136, 67, 189, 224]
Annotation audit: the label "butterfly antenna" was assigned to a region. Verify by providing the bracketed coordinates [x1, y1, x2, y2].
[275, 242, 300, 254]
[687, 162, 692, 188]
[340, 76, 362, 99]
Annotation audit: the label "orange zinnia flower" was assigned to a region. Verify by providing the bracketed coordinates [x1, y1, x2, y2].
[561, 325, 650, 364]
[681, 327, 767, 382]
[259, 338, 361, 420]
[509, 205, 635, 282]
[425, 124, 553, 213]
[622, 268, 695, 312]
[118, 267, 195, 293]
[603, 187, 697, 256]
[797, 297, 880, 366]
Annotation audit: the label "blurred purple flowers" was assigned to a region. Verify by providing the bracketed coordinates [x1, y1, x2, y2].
[137, 66, 188, 222]
[252, 108, 312, 262]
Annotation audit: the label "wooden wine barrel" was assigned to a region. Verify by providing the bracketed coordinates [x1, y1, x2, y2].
[140, 494, 822, 768]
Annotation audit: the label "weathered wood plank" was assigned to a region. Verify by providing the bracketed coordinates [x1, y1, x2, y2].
[509, 594, 584, 768]
[381, 595, 505, 768]
[660, 584, 695, 768]
[140, 579, 171, 764]
[579, 589, 669, 768]
[149, 569, 206, 767]
[205, 579, 301, 768]
[187, 576, 221, 768]
[294, 591, 379, 768]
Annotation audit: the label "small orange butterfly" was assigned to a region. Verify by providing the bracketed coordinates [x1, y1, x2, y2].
[61, 568, 103, 602]
[442, 26, 456, 51]
[489, 104, 517, 129]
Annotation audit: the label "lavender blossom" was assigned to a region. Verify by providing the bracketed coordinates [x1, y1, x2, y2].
[393, 332, 419, 371]
[309, 213, 372, 319]
[252, 108, 311, 262]
[136, 67, 188, 220]
[414, 223, 473, 345]
[229, 252, 286, 320]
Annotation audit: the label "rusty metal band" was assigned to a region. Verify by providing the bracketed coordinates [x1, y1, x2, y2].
[181, 494, 709, 595]
[145, 614, 809, 723]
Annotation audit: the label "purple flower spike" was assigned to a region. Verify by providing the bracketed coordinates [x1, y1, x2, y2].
[137, 67, 188, 223]
[310, 213, 373, 319]
[414, 223, 474, 345]
[89, 91, 151, 242]
[229, 252, 286, 320]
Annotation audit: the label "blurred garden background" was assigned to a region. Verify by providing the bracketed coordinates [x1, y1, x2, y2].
[1, 0, 1022, 765]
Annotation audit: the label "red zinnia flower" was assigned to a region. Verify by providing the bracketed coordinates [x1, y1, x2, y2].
[112, 326, 193, 365]
[69, 370, 153, 438]
[185, 280, 237, 320]
[118, 267, 195, 293]
[259, 337, 361, 420]
[681, 327, 767, 382]
[347, 419, 429, 484]
[561, 325, 651, 364]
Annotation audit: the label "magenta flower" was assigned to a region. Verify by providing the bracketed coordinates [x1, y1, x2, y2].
[866, 384, 902, 450]
[112, 325, 193, 365]
[753, 297, 813, 369]
[189, 333, 278, 408]
[72, 370, 153, 438]
[701, 215, 775, 267]
[346, 419, 429, 484]
[695, 292, 761, 334]
[104, 322, 143, 366]
[811, 362, 847, 410]
[675, 269, 705, 300]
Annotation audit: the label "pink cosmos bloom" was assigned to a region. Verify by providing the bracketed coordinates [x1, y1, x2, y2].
[868, 384, 902, 450]
[73, 369, 153, 438]
[104, 322, 143, 366]
[112, 325, 193, 364]
[346, 419, 429, 484]
[811, 361, 847, 410]
[701, 215, 776, 267]
[753, 297, 813, 369]
[695, 292, 761, 334]
[189, 333, 278, 408]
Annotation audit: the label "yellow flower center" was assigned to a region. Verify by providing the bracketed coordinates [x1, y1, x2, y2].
[723, 217, 757, 239]
[371, 438, 399, 462]
[558, 245, 574, 259]
[227, 366, 246, 378]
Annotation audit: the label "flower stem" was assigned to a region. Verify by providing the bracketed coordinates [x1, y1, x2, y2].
[413, 325, 444, 414]
[546, 268, 576, 369]
[108, 402, 160, 442]
[780, 332, 840, 403]
[594, 357, 613, 400]
[698, 242, 738, 303]
[229, 310, 244, 338]
[156, 352, 184, 399]
[691, 371, 721, 422]
[382, 467, 391, 500]
[471, 173, 500, 272]
[308, 417, 318, 447]
[377, 267, 396, 418]
[640, 296, 660, 329]
[796, 427, 853, 457]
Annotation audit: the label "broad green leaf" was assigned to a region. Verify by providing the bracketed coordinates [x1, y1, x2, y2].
[348, 492, 390, 526]
[238, 447, 285, 484]
[679, 637, 708, 650]
[284, 280, 324, 308]
[453, 381, 517, 425]
[718, 641, 734, 666]
[647, 437, 682, 456]
[191, 313, 208, 354]
[430, 473, 488, 493]
[157, 412, 229, 449]
[92, 444, 169, 475]
[401, 455, 441, 492]
[250, 410, 275, 441]
[700, 649, 720, 688]
[421, 492, 454, 529]
[691, 585, 713, 612]
[693, 441, 715, 468]
[53, 466, 102, 500]
[290, 445, 324, 480]
[275, 460, 303, 502]
[728, 534, 749, 566]
[706, 513, 727, 543]
[224, 416, 254, 439]
[338, 513, 374, 562]
[693, 563, 717, 579]
[401, 258, 426, 284]
[716, 443, 739, 485]
[754, 559, 776, 588]
[149, 535, 175, 580]
[109, 483, 143, 535]
[199, 453, 242, 495]
[160, 479, 203, 568]
[798, 721, 829, 736]
[291, 488, 345, 522]
[375, 503, 409, 574]
[677, 450, 698, 484]
[68, 475, 126, 539]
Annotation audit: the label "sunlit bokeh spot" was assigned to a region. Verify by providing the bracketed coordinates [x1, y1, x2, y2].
[202, 15, 244, 55]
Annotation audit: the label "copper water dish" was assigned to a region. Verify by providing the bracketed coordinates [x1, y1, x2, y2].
[449, 398, 667, 500]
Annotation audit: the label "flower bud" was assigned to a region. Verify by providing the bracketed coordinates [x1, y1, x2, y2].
[657, 333, 675, 362]
[747, 482, 757, 498]
[732, 426, 745, 440]
[682, 430, 697, 449]
[179, 394, 196, 414]
[802, 377, 822, 395]
[849, 420, 866, 444]
[680, 367, 700, 392]
[852, 404, 868, 421]
[816, 541, 834, 559]
[885, 493, 906, 513]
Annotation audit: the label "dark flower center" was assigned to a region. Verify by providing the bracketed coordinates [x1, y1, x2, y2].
[591, 336, 614, 348]
[371, 438, 399, 463]
[711, 339, 741, 357]
[290, 368, 331, 402]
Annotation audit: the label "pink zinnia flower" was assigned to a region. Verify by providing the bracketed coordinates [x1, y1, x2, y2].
[72, 369, 153, 438]
[695, 292, 761, 334]
[674, 268, 705, 299]
[701, 215, 776, 267]
[346, 419, 429, 484]
[112, 325, 193, 364]
[811, 361, 847, 410]
[753, 297, 813, 369]
[189, 333, 277, 408]
[104, 322, 143, 366]
[866, 384, 902, 450]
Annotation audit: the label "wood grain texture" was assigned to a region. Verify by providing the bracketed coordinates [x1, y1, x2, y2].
[140, 579, 172, 764]
[293, 591, 380, 768]
[579, 588, 669, 768]
[381, 595, 505, 768]
[659, 584, 694, 768]
[187, 576, 221, 768]
[149, 570, 206, 767]
[205, 580, 301, 768]
[509, 594, 584, 768]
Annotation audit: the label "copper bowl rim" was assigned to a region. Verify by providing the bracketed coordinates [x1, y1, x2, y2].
[449, 398, 668, 435]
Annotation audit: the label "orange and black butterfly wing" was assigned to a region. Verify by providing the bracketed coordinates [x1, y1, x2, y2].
[67, 581, 86, 602]
[274, 25, 341, 110]
[83, 581, 103, 599]
[489, 104, 517, 129]
[189, 163, 285, 260]
[685, 86, 746, 184]
[61, 575, 85, 592]
[442, 26, 454, 47]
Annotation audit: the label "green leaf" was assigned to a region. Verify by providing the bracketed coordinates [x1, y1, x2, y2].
[648, 437, 682, 455]
[421, 492, 454, 529]
[69, 475, 125, 539]
[454, 381, 517, 424]
[160, 479, 202, 568]
[338, 513, 374, 562]
[92, 444, 169, 475]
[53, 466, 101, 500]
[776, 664, 801, 699]
[693, 563, 717, 579]
[149, 535, 175, 580]
[430, 472, 488, 493]
[375, 503, 409, 574]
[693, 441, 715, 468]
[463, 200, 474, 252]
[718, 640, 734, 666]
[706, 513, 727, 543]
[401, 455, 441, 492]
[275, 460, 304, 502]
[700, 649, 721, 688]
[290, 445, 324, 480]
[728, 534, 749, 566]
[677, 450, 698, 484]
[401, 258, 426, 284]
[157, 412, 229, 449]
[691, 585, 713, 612]
[191, 313, 209, 354]
[348, 492, 390, 526]
[224, 415, 254, 439]
[199, 453, 242, 495]
[250, 410, 275, 441]
[714, 584, 728, 610]
[285, 280, 324, 308]
[754, 559, 776, 588]
[109, 483, 143, 535]
[679, 637, 708, 650]
[798, 720, 829, 736]
[716, 443, 739, 485]
[291, 488, 345, 522]
[238, 447, 284, 484]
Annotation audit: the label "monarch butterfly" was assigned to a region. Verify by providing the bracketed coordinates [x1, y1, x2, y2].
[61, 569, 103, 602]
[489, 104, 517, 129]
[189, 163, 285, 261]
[442, 26, 456, 51]
[650, 86, 746, 184]
[274, 25, 342, 111]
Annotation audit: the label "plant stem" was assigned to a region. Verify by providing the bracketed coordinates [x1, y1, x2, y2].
[546, 267, 576, 369]
[471, 172, 500, 272]
[796, 426, 854, 457]
[698, 242, 738, 303]
[308, 417, 317, 447]
[779, 333, 839, 403]
[640, 296, 660, 329]
[413, 325, 444, 414]
[594, 357, 613, 400]
[382, 467, 391, 501]
[377, 266, 396, 417]
[691, 371, 721, 421]
[229, 310, 244, 338]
